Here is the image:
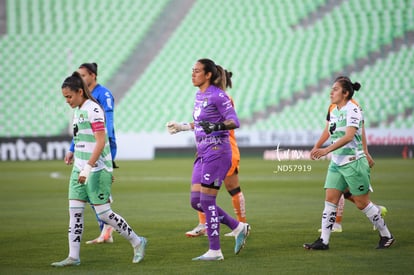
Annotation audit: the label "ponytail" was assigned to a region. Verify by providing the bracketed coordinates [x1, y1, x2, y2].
[335, 76, 361, 99]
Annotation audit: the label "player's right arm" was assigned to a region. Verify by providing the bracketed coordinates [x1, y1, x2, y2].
[64, 139, 75, 165]
[310, 106, 332, 159]
[310, 121, 330, 160]
[166, 121, 194, 134]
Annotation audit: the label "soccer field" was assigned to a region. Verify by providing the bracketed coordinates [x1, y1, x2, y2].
[0, 157, 413, 274]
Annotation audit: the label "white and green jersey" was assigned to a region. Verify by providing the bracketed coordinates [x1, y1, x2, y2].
[327, 100, 365, 166]
[72, 99, 113, 173]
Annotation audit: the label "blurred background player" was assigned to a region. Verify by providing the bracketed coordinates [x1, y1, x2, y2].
[305, 76, 394, 250]
[64, 62, 118, 244]
[167, 65, 247, 238]
[52, 72, 147, 267]
[313, 76, 387, 233]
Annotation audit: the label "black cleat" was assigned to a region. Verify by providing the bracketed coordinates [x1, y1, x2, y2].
[112, 161, 119, 169]
[376, 235, 395, 249]
[303, 238, 329, 250]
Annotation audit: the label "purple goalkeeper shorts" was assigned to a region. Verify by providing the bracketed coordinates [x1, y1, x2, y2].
[191, 141, 232, 188]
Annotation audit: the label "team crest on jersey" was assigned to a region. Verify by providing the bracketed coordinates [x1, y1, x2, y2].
[202, 98, 208, 108]
[193, 107, 201, 120]
[78, 114, 85, 124]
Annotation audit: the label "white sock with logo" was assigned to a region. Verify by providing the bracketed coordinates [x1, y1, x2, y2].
[320, 201, 337, 245]
[94, 203, 141, 247]
[68, 200, 86, 260]
[362, 202, 391, 238]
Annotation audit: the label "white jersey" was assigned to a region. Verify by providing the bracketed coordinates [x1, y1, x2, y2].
[328, 100, 365, 166]
[72, 99, 113, 172]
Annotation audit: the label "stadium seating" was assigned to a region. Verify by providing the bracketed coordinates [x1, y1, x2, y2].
[0, 0, 413, 137]
[0, 0, 169, 137]
[251, 44, 414, 130]
[115, 0, 414, 133]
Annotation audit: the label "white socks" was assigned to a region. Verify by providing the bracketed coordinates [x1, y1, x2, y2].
[362, 202, 391, 238]
[68, 200, 86, 260]
[320, 201, 337, 245]
[94, 203, 141, 247]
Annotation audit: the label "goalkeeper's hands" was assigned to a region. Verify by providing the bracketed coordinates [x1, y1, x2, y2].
[166, 121, 192, 134]
[198, 121, 226, 134]
[78, 163, 92, 184]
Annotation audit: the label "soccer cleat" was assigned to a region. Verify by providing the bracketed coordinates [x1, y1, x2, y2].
[86, 225, 114, 244]
[85, 236, 113, 244]
[234, 223, 250, 255]
[303, 238, 329, 250]
[192, 255, 224, 261]
[133, 237, 148, 263]
[373, 205, 388, 230]
[318, 223, 342, 233]
[192, 250, 224, 261]
[185, 223, 206, 237]
[376, 235, 395, 249]
[226, 225, 252, 237]
[51, 257, 80, 267]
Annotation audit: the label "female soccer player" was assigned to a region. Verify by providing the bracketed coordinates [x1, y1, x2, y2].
[313, 88, 388, 233]
[169, 59, 250, 261]
[167, 65, 247, 238]
[304, 76, 394, 250]
[51, 72, 147, 267]
[65, 63, 118, 245]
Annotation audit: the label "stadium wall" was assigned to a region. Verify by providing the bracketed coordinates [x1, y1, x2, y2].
[0, 129, 413, 161]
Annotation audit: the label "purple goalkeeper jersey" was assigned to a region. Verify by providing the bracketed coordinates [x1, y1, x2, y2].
[193, 85, 240, 153]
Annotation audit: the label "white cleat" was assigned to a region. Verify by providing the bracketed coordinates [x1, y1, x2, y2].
[86, 224, 114, 244]
[192, 249, 224, 261]
[234, 223, 250, 255]
[51, 257, 80, 267]
[185, 223, 206, 237]
[85, 236, 113, 244]
[133, 237, 148, 263]
[318, 223, 342, 233]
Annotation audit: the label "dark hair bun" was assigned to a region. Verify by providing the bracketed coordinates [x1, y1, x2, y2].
[352, 82, 361, 91]
[71, 71, 83, 81]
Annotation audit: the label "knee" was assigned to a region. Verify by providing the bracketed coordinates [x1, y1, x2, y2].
[190, 197, 201, 211]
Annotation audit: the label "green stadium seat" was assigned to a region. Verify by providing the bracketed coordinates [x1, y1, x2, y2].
[1, 0, 414, 136]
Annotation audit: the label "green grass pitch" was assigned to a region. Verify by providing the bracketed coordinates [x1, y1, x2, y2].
[1, 157, 413, 274]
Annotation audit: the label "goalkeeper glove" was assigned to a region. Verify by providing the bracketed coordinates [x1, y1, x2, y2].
[166, 121, 192, 134]
[78, 163, 92, 184]
[198, 121, 226, 134]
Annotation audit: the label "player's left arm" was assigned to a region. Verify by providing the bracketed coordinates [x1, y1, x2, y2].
[219, 93, 240, 130]
[326, 126, 357, 153]
[90, 129, 106, 165]
[78, 106, 107, 183]
[78, 127, 106, 184]
[199, 93, 240, 133]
